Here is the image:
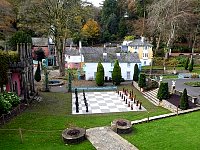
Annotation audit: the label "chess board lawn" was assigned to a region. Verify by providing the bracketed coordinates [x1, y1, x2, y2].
[0, 85, 169, 150]
[123, 111, 200, 150]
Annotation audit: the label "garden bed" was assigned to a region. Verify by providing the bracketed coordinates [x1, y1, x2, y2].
[184, 81, 200, 87]
[166, 94, 197, 109]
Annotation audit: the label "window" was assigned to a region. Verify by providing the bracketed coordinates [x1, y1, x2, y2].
[127, 72, 130, 80]
[144, 61, 146, 65]
[127, 63, 130, 68]
[135, 46, 138, 49]
[111, 62, 114, 67]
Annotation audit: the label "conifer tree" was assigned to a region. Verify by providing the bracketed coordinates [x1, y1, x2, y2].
[133, 64, 139, 81]
[112, 60, 122, 85]
[95, 62, 104, 86]
[184, 57, 189, 70]
[138, 73, 146, 88]
[180, 88, 189, 110]
[188, 58, 194, 72]
[157, 82, 169, 101]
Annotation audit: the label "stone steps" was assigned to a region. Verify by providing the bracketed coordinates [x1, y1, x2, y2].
[143, 88, 160, 106]
[86, 127, 138, 150]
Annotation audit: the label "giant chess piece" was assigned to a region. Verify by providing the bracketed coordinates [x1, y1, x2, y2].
[85, 102, 89, 112]
[75, 96, 79, 113]
[139, 102, 142, 110]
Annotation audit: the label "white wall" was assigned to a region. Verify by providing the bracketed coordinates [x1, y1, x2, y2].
[84, 62, 141, 81]
[140, 59, 151, 66]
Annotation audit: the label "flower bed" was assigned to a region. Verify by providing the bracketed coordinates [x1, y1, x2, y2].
[184, 81, 200, 87]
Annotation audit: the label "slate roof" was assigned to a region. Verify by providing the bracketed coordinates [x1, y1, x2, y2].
[32, 37, 49, 46]
[65, 47, 141, 63]
[129, 39, 153, 47]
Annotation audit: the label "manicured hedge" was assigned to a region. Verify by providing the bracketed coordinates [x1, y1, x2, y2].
[157, 82, 169, 101]
[95, 62, 104, 86]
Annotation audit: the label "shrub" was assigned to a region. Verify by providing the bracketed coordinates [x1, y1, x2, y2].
[138, 73, 146, 88]
[157, 82, 169, 101]
[95, 62, 104, 86]
[0, 94, 12, 115]
[133, 64, 139, 81]
[179, 88, 189, 110]
[34, 61, 41, 82]
[188, 58, 194, 72]
[112, 60, 122, 85]
[2, 92, 20, 107]
[144, 79, 159, 91]
[184, 57, 189, 70]
[191, 73, 199, 78]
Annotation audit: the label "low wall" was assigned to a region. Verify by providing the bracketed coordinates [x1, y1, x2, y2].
[160, 100, 180, 112]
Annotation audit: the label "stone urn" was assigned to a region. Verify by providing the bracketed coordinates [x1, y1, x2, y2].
[62, 127, 86, 144]
[111, 119, 132, 134]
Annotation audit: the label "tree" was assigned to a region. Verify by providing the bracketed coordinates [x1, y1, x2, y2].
[34, 61, 41, 82]
[81, 19, 100, 45]
[133, 64, 139, 81]
[118, 18, 128, 39]
[34, 48, 46, 62]
[157, 82, 169, 101]
[147, 0, 197, 54]
[112, 60, 122, 85]
[184, 57, 189, 70]
[138, 73, 146, 88]
[180, 88, 189, 110]
[7, 30, 32, 50]
[188, 57, 194, 72]
[18, 0, 84, 76]
[95, 62, 104, 86]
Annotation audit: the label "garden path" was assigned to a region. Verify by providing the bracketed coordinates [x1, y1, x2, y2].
[86, 127, 138, 150]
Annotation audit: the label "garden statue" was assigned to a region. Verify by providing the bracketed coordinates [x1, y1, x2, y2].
[171, 80, 176, 93]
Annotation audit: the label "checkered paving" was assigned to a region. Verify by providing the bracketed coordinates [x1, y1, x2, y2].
[72, 91, 146, 114]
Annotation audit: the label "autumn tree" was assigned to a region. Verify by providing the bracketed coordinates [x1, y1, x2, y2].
[81, 19, 100, 45]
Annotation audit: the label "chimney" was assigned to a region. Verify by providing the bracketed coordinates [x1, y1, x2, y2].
[141, 36, 145, 43]
[103, 53, 107, 61]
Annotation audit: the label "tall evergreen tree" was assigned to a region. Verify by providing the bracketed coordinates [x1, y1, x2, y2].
[133, 64, 139, 81]
[180, 88, 189, 110]
[112, 60, 122, 85]
[188, 58, 194, 72]
[157, 82, 169, 101]
[184, 57, 189, 70]
[95, 62, 104, 86]
[138, 73, 146, 88]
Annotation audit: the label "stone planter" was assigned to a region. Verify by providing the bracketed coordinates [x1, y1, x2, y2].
[62, 127, 86, 144]
[111, 119, 132, 134]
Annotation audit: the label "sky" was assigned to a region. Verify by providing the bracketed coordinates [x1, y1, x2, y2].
[87, 0, 104, 7]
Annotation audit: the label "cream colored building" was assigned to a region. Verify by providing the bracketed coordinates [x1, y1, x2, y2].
[123, 37, 153, 66]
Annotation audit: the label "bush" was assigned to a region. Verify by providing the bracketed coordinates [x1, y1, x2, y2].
[2, 92, 20, 107]
[112, 60, 122, 85]
[138, 73, 146, 88]
[133, 64, 139, 81]
[144, 79, 159, 91]
[34, 61, 41, 82]
[179, 88, 189, 110]
[191, 73, 199, 78]
[95, 62, 104, 86]
[0, 94, 12, 115]
[157, 82, 169, 101]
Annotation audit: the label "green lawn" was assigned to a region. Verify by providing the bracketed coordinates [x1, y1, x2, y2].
[123, 111, 200, 150]
[0, 85, 169, 150]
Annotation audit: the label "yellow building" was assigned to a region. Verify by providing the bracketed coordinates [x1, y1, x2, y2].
[127, 37, 153, 66]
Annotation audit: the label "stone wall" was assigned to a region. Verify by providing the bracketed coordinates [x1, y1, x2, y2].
[160, 100, 180, 112]
[132, 81, 140, 91]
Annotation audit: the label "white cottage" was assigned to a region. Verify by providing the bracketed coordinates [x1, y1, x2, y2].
[82, 47, 141, 81]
